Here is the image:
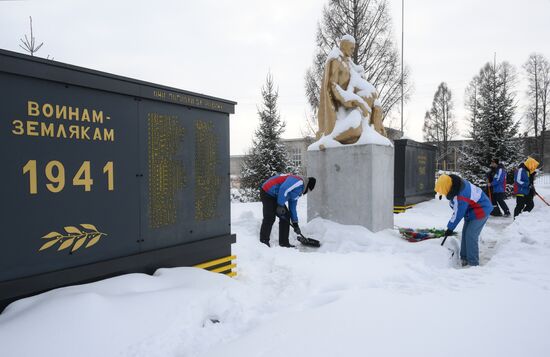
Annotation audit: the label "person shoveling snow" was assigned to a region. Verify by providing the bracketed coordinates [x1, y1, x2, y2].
[259, 174, 317, 248]
[434, 174, 493, 267]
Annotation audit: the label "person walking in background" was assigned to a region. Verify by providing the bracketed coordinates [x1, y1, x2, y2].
[487, 162, 500, 216]
[489, 159, 510, 217]
[435, 174, 493, 267]
[259, 174, 316, 247]
[514, 157, 540, 218]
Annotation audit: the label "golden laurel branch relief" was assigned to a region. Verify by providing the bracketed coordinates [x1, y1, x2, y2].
[39, 224, 107, 253]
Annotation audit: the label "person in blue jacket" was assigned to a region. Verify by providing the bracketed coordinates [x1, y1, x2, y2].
[259, 174, 316, 247]
[513, 157, 539, 218]
[435, 174, 493, 266]
[489, 159, 510, 217]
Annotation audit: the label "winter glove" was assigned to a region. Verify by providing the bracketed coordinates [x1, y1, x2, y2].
[275, 205, 288, 218]
[292, 222, 301, 235]
[444, 229, 453, 237]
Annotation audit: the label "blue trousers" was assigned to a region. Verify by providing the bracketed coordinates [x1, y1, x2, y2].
[460, 216, 488, 266]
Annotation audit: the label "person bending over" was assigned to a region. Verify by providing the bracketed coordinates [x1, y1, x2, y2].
[259, 174, 316, 247]
[435, 174, 492, 267]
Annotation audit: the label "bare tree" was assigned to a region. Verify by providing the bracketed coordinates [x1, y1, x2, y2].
[19, 16, 44, 56]
[423, 82, 458, 165]
[524, 53, 550, 159]
[304, 0, 411, 136]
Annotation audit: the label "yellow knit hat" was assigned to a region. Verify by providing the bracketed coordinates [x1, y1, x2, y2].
[434, 174, 452, 196]
[524, 157, 539, 173]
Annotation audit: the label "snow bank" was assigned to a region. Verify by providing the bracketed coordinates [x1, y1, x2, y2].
[0, 268, 260, 357]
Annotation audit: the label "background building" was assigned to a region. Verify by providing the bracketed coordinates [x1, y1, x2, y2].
[230, 137, 313, 188]
[430, 131, 550, 173]
[231, 128, 404, 188]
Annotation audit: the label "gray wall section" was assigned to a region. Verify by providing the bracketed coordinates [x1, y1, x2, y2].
[523, 132, 550, 173]
[307, 144, 394, 232]
[230, 155, 245, 176]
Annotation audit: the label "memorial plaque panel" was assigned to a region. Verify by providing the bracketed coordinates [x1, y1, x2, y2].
[394, 139, 437, 206]
[0, 49, 235, 309]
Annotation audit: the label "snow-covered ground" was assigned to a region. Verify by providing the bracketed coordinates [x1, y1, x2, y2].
[1, 182, 550, 357]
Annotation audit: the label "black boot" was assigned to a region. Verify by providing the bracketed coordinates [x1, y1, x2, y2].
[279, 242, 295, 248]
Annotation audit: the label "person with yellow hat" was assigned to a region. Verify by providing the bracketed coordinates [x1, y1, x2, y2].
[513, 157, 540, 218]
[435, 174, 493, 266]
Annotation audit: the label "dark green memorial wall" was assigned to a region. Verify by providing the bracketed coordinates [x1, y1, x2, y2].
[0, 49, 236, 310]
[394, 139, 437, 207]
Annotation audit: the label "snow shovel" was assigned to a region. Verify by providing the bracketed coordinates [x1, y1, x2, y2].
[279, 208, 321, 248]
[296, 232, 321, 248]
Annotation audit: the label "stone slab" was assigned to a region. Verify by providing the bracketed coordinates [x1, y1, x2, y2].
[306, 144, 394, 232]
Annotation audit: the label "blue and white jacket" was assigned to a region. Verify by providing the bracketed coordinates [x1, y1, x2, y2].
[261, 174, 305, 223]
[447, 180, 493, 231]
[490, 165, 507, 193]
[514, 165, 530, 196]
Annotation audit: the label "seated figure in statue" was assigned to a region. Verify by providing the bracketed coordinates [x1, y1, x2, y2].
[316, 34, 387, 146]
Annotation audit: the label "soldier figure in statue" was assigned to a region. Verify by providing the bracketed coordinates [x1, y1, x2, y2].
[316, 34, 386, 145]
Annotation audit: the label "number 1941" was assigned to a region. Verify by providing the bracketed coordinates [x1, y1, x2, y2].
[22, 160, 114, 194]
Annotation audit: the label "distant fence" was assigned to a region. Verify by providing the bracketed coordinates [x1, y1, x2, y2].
[536, 174, 550, 185]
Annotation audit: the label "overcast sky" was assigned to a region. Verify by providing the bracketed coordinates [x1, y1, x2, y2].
[1, 0, 549, 155]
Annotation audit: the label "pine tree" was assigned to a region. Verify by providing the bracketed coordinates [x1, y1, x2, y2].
[459, 61, 522, 186]
[240, 73, 294, 201]
[304, 0, 410, 134]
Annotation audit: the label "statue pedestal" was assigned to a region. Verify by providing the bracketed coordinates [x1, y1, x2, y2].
[306, 144, 394, 232]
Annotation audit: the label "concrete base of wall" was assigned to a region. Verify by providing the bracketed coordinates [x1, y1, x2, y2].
[306, 144, 394, 232]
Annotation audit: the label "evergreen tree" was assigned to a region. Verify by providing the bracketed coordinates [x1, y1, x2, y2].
[304, 0, 411, 134]
[240, 73, 294, 201]
[459, 61, 522, 186]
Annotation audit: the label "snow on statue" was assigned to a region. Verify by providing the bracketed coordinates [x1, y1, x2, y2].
[311, 34, 391, 151]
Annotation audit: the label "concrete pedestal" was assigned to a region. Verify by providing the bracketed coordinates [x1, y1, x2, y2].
[306, 144, 394, 232]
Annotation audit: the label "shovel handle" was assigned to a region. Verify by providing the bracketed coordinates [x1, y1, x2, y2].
[487, 179, 493, 202]
[536, 192, 550, 206]
[441, 235, 449, 246]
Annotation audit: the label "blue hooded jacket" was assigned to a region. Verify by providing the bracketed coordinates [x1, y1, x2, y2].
[490, 165, 507, 193]
[261, 174, 305, 222]
[514, 165, 531, 196]
[447, 180, 493, 231]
